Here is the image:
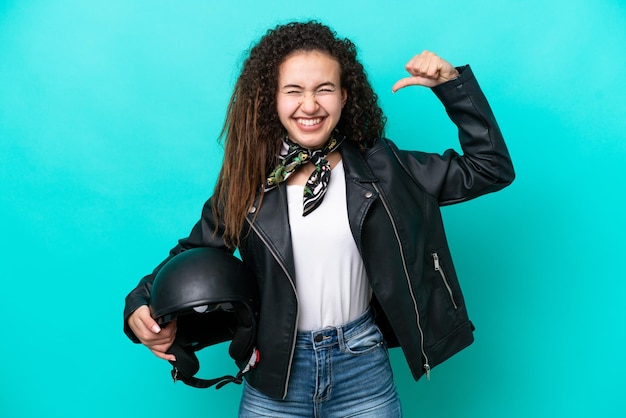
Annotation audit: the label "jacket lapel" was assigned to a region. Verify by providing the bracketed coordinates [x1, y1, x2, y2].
[340, 141, 379, 250]
[247, 185, 296, 282]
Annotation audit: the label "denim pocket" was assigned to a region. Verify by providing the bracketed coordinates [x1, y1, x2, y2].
[343, 324, 385, 355]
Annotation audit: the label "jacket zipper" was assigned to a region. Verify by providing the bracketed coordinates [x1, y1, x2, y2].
[245, 216, 300, 399]
[372, 183, 431, 380]
[432, 253, 458, 310]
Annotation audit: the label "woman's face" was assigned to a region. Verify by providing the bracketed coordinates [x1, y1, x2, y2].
[276, 50, 347, 150]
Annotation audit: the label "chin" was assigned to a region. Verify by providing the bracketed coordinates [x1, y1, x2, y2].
[290, 130, 335, 149]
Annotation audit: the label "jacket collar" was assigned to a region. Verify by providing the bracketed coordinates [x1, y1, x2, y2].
[340, 140, 378, 184]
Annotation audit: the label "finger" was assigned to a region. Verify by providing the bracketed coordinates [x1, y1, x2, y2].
[405, 50, 431, 77]
[145, 321, 177, 345]
[150, 347, 176, 362]
[148, 325, 177, 361]
[411, 51, 437, 79]
[426, 55, 441, 79]
[159, 319, 177, 340]
[130, 321, 172, 346]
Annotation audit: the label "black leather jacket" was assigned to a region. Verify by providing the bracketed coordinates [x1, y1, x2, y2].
[124, 66, 514, 400]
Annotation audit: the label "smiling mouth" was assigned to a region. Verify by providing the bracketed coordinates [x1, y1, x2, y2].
[296, 117, 323, 127]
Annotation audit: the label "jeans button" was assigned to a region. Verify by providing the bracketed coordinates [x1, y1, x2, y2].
[314, 334, 323, 343]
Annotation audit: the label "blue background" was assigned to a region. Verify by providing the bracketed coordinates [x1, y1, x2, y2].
[1, 1, 625, 417]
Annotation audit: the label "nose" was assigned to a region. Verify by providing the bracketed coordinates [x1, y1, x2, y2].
[299, 92, 319, 113]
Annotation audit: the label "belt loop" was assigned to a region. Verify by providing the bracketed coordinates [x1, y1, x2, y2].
[337, 323, 346, 351]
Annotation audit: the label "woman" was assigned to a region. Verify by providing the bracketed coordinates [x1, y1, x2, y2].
[124, 21, 514, 417]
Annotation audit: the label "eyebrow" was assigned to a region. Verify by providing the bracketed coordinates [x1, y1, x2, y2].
[280, 81, 337, 90]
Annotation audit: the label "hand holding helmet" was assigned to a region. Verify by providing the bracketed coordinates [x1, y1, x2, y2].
[127, 305, 177, 362]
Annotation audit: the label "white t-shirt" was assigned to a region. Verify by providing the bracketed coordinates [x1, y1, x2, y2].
[287, 160, 372, 331]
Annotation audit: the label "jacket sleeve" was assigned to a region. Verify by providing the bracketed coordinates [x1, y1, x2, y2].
[390, 65, 515, 205]
[123, 197, 232, 342]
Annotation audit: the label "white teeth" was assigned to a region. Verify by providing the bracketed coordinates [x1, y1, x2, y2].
[297, 118, 322, 126]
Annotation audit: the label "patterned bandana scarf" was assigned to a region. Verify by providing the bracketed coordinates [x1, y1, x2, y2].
[265, 133, 345, 216]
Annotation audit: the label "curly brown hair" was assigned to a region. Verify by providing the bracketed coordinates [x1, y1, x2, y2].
[213, 21, 386, 248]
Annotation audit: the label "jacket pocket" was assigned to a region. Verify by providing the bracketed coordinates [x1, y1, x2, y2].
[432, 252, 458, 310]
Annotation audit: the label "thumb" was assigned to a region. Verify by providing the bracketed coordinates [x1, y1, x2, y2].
[138, 305, 162, 334]
[392, 76, 431, 92]
[149, 322, 162, 334]
[146, 318, 161, 334]
[392, 77, 413, 93]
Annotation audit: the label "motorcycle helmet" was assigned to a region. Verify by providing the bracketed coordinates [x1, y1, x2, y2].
[149, 247, 260, 389]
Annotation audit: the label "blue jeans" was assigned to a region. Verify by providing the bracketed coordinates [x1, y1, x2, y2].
[239, 309, 402, 417]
